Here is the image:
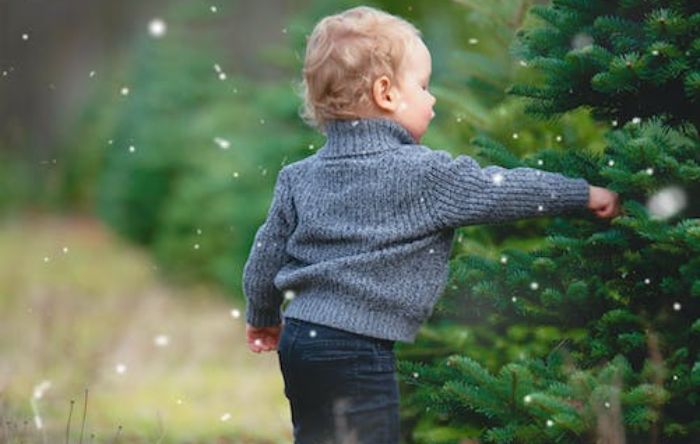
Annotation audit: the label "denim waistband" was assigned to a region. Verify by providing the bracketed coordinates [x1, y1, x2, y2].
[284, 317, 395, 350]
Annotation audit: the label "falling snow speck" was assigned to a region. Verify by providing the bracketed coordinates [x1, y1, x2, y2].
[22, 33, 29, 41]
[492, 173, 504, 185]
[210, 5, 218, 12]
[232, 171, 239, 178]
[196, 228, 202, 235]
[673, 375, 679, 381]
[284, 289, 296, 301]
[120, 87, 130, 96]
[154, 334, 170, 347]
[546, 419, 554, 427]
[612, 119, 618, 127]
[519, 60, 528, 67]
[530, 282, 539, 290]
[608, 160, 615, 166]
[89, 70, 96, 78]
[43, 256, 50, 263]
[652, 49, 659, 56]
[309, 329, 317, 338]
[673, 302, 681, 311]
[500, 255, 508, 264]
[511, 296, 517, 302]
[571, 32, 593, 50]
[524, 395, 532, 403]
[632, 117, 641, 124]
[220, 413, 231, 422]
[115, 364, 127, 374]
[468, 38, 478, 45]
[512, 133, 519, 139]
[214, 137, 230, 149]
[647, 185, 687, 220]
[537, 159, 544, 166]
[555, 135, 562, 142]
[128, 145, 135, 153]
[193, 243, 200, 250]
[230, 308, 240, 318]
[148, 18, 167, 38]
[260, 118, 265, 125]
[646, 167, 654, 175]
[254, 338, 262, 346]
[62, 246, 69, 254]
[538, 205, 544, 211]
[644, 278, 651, 284]
[256, 242, 262, 248]
[604, 401, 611, 409]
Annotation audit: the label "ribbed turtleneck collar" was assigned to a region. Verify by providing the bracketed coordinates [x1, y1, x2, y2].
[318, 118, 417, 158]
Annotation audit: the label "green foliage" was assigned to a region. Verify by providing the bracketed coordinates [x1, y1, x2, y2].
[511, 0, 700, 128]
[0, 151, 33, 215]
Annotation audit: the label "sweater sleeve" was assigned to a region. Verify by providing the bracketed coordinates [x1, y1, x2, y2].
[242, 167, 297, 327]
[423, 150, 590, 229]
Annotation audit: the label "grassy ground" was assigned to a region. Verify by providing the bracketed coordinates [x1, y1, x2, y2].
[0, 213, 291, 443]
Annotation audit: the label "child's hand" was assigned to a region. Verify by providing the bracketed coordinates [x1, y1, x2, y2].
[246, 322, 282, 353]
[587, 185, 621, 219]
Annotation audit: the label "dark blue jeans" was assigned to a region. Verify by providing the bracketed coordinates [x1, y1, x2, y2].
[277, 317, 400, 444]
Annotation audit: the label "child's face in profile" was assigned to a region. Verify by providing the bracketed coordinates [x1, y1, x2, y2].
[388, 38, 436, 143]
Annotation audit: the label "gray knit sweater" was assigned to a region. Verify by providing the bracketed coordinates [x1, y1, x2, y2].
[242, 117, 590, 343]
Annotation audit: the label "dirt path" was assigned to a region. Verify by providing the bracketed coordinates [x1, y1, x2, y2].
[0, 213, 291, 443]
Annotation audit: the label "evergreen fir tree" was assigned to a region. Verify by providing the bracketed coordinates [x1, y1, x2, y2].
[399, 1, 700, 442]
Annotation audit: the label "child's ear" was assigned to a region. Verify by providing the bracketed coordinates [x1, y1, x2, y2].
[372, 75, 400, 113]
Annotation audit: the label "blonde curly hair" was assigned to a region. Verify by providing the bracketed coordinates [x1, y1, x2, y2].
[297, 6, 422, 132]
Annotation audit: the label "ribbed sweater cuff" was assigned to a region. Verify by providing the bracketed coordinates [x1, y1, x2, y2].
[246, 304, 282, 327]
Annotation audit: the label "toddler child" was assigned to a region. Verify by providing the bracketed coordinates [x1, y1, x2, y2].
[242, 5, 620, 444]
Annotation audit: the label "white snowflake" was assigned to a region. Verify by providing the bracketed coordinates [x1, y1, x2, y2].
[214, 137, 230, 149]
[647, 185, 687, 220]
[154, 334, 170, 347]
[148, 18, 167, 38]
